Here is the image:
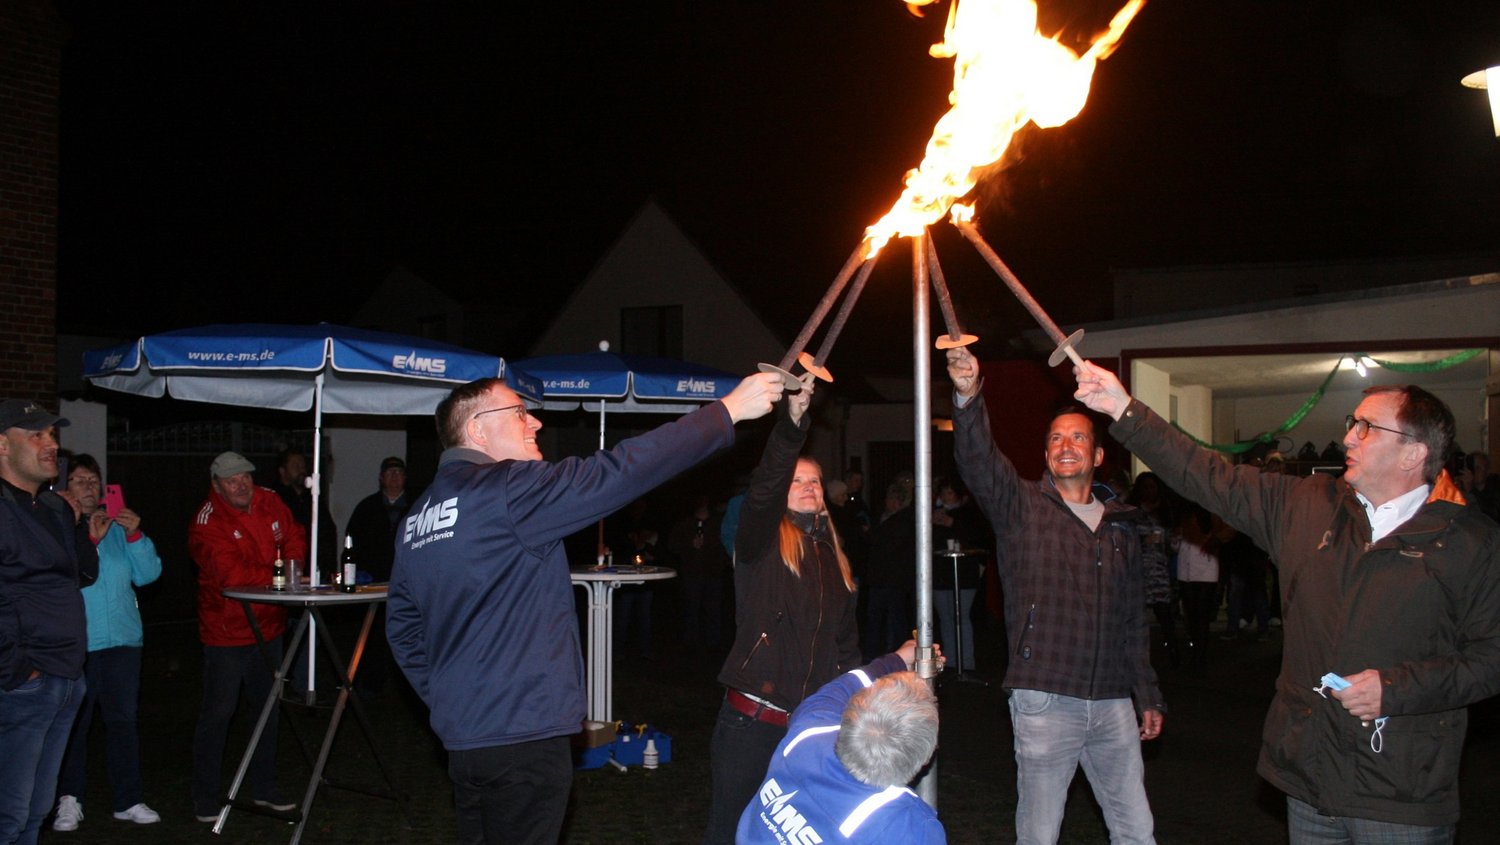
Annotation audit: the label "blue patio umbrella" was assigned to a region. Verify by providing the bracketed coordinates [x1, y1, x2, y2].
[84, 322, 543, 563]
[85, 322, 540, 696]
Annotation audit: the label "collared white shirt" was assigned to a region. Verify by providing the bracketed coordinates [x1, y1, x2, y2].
[1357, 483, 1431, 543]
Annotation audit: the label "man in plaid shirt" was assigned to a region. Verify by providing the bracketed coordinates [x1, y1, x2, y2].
[947, 347, 1164, 845]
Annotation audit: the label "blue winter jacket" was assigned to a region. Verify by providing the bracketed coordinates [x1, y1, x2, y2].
[386, 401, 736, 750]
[0, 482, 98, 689]
[81, 523, 162, 651]
[738, 653, 946, 844]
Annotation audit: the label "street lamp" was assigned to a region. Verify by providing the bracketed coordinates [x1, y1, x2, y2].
[1461, 66, 1500, 136]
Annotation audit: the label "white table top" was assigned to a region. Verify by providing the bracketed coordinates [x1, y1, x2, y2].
[569, 565, 677, 584]
[934, 548, 988, 558]
[222, 584, 389, 606]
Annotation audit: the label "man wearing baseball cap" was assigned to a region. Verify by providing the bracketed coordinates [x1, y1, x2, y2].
[187, 451, 307, 822]
[345, 456, 411, 583]
[0, 399, 99, 845]
[344, 455, 413, 696]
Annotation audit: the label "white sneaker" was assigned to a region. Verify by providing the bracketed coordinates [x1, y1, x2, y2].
[52, 795, 82, 832]
[112, 803, 161, 824]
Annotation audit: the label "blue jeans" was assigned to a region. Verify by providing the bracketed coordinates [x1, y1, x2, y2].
[1008, 689, 1155, 845]
[0, 673, 86, 845]
[191, 641, 282, 815]
[58, 647, 146, 812]
[1287, 796, 1455, 844]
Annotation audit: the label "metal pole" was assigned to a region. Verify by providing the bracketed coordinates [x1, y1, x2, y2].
[306, 373, 323, 704]
[911, 232, 939, 809]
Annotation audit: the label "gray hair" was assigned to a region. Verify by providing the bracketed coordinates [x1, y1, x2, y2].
[835, 672, 938, 787]
[826, 479, 849, 504]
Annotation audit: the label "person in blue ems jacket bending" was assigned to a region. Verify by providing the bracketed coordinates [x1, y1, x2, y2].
[738, 639, 947, 845]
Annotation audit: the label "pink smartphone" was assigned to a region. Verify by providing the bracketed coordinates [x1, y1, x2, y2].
[103, 484, 126, 519]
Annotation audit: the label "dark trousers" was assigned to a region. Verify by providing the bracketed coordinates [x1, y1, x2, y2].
[863, 586, 912, 659]
[612, 585, 655, 658]
[1227, 572, 1271, 635]
[1151, 601, 1181, 665]
[191, 641, 282, 815]
[1287, 796, 1453, 844]
[448, 736, 572, 845]
[679, 573, 724, 649]
[701, 696, 787, 845]
[58, 646, 145, 812]
[1179, 581, 1218, 669]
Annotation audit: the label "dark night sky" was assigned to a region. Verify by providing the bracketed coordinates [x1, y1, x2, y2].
[53, 1, 1500, 374]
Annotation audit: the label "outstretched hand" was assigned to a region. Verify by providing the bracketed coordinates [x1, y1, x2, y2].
[1072, 360, 1133, 421]
[721, 372, 787, 423]
[946, 347, 981, 399]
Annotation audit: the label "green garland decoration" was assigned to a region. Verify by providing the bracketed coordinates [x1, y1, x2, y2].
[1167, 349, 1484, 454]
[1362, 348, 1483, 372]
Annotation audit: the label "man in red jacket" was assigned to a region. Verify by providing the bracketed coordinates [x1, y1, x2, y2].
[187, 451, 307, 822]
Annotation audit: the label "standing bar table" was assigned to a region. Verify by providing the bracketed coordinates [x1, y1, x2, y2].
[217, 585, 407, 843]
[933, 548, 989, 684]
[570, 565, 676, 723]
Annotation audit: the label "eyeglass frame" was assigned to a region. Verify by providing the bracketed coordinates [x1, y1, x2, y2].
[1344, 415, 1415, 441]
[471, 403, 530, 423]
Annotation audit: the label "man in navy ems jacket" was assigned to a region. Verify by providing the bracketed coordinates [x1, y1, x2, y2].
[387, 372, 786, 845]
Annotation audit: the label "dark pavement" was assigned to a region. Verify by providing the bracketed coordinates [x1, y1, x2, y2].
[40, 607, 1500, 844]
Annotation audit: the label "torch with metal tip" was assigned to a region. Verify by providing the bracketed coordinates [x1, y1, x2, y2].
[793, 248, 883, 383]
[759, 242, 871, 391]
[952, 210, 1084, 368]
[925, 234, 978, 350]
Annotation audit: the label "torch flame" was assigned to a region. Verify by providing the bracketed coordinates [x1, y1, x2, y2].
[865, 0, 1145, 256]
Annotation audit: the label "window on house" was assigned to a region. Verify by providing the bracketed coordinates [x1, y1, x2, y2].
[620, 306, 683, 358]
[416, 315, 447, 340]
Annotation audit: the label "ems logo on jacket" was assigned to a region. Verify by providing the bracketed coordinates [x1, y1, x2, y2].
[405, 495, 459, 548]
[754, 779, 824, 844]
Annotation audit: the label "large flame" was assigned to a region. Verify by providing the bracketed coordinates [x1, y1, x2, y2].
[865, 0, 1145, 256]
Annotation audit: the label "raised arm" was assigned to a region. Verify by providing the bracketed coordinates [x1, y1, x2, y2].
[735, 380, 815, 566]
[947, 348, 1022, 544]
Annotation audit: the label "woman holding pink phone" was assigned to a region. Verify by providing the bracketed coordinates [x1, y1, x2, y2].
[50, 454, 163, 831]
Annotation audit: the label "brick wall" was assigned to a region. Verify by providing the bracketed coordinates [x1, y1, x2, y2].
[0, 0, 64, 403]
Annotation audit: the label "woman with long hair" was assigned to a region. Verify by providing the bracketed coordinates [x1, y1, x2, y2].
[701, 377, 860, 844]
